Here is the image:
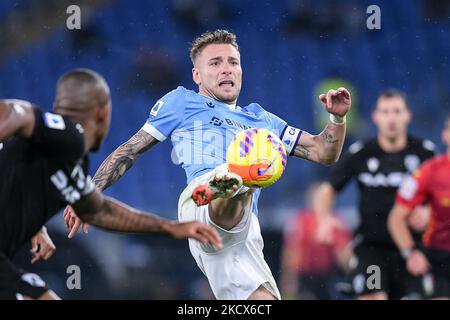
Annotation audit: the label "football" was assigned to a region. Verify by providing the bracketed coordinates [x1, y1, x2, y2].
[226, 128, 287, 188]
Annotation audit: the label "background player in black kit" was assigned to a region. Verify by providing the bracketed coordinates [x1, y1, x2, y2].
[313, 90, 435, 300]
[0, 69, 221, 300]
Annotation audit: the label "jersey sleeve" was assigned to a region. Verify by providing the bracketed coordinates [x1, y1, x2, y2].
[50, 158, 96, 204]
[29, 107, 85, 161]
[327, 143, 361, 192]
[395, 162, 432, 210]
[141, 87, 186, 142]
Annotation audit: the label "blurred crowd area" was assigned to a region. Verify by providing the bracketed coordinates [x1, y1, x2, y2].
[1, 0, 449, 298]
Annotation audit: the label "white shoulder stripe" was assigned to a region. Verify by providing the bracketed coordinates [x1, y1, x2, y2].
[142, 123, 167, 141]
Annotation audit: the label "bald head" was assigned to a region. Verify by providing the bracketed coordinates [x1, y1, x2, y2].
[54, 68, 110, 118]
[54, 69, 111, 152]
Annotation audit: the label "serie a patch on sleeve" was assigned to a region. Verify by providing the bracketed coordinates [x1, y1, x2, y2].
[43, 112, 66, 130]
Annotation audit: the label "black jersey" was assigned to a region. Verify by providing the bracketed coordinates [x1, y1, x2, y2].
[0, 107, 94, 258]
[328, 137, 436, 247]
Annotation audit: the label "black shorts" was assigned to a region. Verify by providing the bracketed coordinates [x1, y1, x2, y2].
[0, 252, 48, 300]
[423, 248, 450, 298]
[350, 242, 424, 299]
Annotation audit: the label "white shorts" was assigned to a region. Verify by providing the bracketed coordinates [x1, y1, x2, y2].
[178, 171, 281, 300]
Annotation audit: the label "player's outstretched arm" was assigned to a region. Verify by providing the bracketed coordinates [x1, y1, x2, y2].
[388, 203, 430, 276]
[0, 99, 35, 141]
[93, 129, 158, 191]
[313, 182, 342, 245]
[71, 190, 222, 248]
[292, 88, 351, 165]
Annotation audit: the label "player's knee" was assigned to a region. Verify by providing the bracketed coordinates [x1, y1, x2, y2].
[248, 285, 278, 300]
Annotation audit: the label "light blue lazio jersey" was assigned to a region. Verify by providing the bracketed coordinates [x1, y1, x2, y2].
[142, 86, 302, 215]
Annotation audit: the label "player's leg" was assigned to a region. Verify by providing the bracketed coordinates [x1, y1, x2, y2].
[1, 253, 56, 300]
[350, 243, 389, 300]
[180, 180, 280, 300]
[191, 163, 254, 230]
[248, 285, 277, 300]
[209, 190, 254, 231]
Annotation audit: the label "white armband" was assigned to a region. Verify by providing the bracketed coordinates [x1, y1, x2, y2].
[329, 114, 346, 125]
[280, 125, 302, 156]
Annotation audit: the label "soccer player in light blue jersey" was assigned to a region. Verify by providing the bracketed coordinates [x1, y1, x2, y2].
[65, 30, 351, 300]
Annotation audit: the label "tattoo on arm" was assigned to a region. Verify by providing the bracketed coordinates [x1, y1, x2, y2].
[94, 197, 168, 234]
[323, 131, 338, 144]
[297, 145, 311, 159]
[93, 129, 158, 191]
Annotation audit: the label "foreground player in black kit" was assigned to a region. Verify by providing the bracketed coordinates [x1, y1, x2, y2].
[314, 90, 435, 299]
[0, 69, 221, 300]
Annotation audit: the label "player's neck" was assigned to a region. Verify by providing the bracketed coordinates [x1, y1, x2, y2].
[377, 134, 408, 153]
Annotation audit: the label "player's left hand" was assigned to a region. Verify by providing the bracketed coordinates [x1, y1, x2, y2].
[407, 250, 430, 276]
[319, 87, 351, 117]
[166, 221, 223, 249]
[30, 226, 56, 264]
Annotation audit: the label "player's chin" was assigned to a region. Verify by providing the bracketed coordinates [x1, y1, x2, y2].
[217, 90, 239, 104]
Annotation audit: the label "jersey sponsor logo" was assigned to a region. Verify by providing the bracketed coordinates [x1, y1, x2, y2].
[367, 158, 380, 172]
[150, 100, 164, 117]
[208, 116, 251, 130]
[398, 175, 419, 200]
[358, 171, 408, 188]
[404, 155, 420, 172]
[50, 164, 94, 203]
[209, 116, 223, 126]
[43, 112, 66, 130]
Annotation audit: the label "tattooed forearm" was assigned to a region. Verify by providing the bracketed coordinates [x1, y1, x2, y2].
[93, 129, 158, 191]
[82, 197, 172, 235]
[322, 130, 338, 144]
[296, 145, 311, 159]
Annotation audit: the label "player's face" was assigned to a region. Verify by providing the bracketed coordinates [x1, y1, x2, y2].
[92, 102, 111, 151]
[192, 44, 242, 105]
[372, 96, 411, 140]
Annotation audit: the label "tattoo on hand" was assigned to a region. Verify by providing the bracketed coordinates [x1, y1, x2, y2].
[298, 146, 310, 159]
[323, 131, 338, 144]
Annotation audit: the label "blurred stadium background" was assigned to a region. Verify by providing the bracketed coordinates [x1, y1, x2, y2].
[1, 0, 449, 299]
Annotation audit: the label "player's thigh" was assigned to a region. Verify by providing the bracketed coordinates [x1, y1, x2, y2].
[248, 285, 277, 300]
[350, 244, 389, 298]
[0, 254, 50, 300]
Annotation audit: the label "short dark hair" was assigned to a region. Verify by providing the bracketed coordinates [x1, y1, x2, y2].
[190, 29, 239, 65]
[54, 68, 110, 113]
[375, 89, 409, 109]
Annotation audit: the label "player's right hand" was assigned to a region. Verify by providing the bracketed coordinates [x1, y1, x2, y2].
[406, 250, 430, 276]
[63, 205, 89, 238]
[165, 221, 223, 249]
[315, 215, 342, 245]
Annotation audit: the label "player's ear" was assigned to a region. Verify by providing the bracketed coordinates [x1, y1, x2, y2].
[405, 108, 412, 124]
[371, 109, 378, 125]
[442, 126, 450, 146]
[192, 67, 201, 86]
[96, 104, 108, 123]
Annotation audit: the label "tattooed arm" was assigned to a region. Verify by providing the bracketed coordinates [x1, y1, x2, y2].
[93, 129, 158, 191]
[292, 88, 351, 165]
[292, 123, 346, 165]
[70, 189, 222, 247]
